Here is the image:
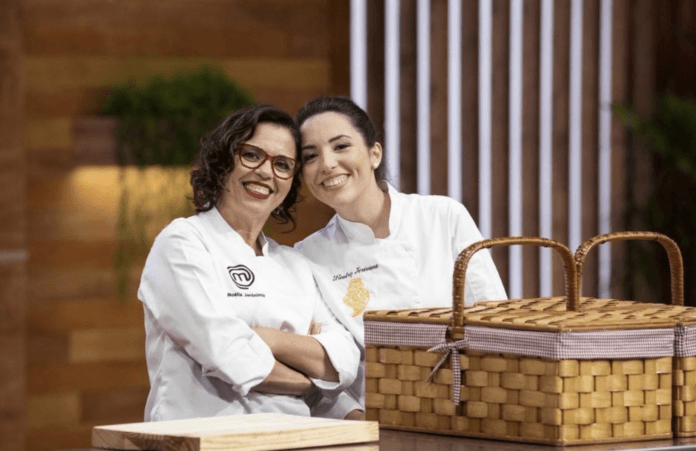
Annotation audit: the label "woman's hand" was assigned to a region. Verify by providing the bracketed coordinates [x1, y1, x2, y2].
[252, 360, 313, 396]
[344, 409, 365, 420]
[253, 326, 339, 382]
[309, 321, 322, 335]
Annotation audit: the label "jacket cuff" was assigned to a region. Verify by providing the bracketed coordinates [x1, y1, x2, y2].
[310, 332, 359, 392]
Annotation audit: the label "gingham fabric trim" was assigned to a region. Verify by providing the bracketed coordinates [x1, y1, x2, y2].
[364, 321, 448, 348]
[675, 325, 696, 357]
[465, 326, 675, 359]
[426, 340, 467, 404]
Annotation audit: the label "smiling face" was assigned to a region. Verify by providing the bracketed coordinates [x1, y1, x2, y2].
[217, 122, 297, 225]
[300, 112, 382, 213]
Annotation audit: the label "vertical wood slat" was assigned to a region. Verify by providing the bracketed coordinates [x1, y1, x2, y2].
[399, 0, 418, 194]
[580, 0, 600, 297]
[627, 0, 656, 302]
[490, 0, 511, 290]
[522, 0, 541, 298]
[429, 0, 449, 196]
[460, 0, 480, 223]
[610, 0, 629, 299]
[417, 0, 431, 195]
[551, 0, 571, 296]
[367, 1, 385, 147]
[330, 0, 351, 97]
[447, 0, 463, 202]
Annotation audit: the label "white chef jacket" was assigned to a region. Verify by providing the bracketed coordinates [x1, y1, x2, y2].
[138, 206, 359, 422]
[295, 184, 507, 418]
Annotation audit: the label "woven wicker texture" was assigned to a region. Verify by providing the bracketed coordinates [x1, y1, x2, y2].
[469, 231, 696, 437]
[365, 347, 673, 445]
[363, 235, 682, 445]
[576, 231, 695, 437]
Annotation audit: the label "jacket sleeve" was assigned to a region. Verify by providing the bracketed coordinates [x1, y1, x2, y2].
[138, 222, 275, 396]
[307, 281, 360, 394]
[449, 202, 508, 304]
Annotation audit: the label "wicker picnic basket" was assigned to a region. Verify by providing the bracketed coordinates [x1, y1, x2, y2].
[364, 236, 678, 446]
[476, 231, 696, 437]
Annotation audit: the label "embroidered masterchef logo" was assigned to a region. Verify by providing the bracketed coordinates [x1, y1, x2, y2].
[227, 265, 255, 290]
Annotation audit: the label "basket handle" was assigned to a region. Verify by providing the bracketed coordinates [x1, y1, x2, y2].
[453, 237, 578, 329]
[574, 231, 684, 306]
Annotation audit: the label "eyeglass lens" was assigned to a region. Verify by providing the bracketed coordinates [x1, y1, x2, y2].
[237, 145, 297, 179]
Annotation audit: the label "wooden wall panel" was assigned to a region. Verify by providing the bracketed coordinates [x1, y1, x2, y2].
[26, 57, 330, 91]
[551, 0, 571, 296]
[626, 0, 656, 302]
[521, 0, 541, 297]
[22, 0, 331, 34]
[580, 0, 600, 296]
[328, 0, 351, 96]
[27, 332, 69, 364]
[81, 388, 149, 424]
[367, 1, 385, 142]
[21, 2, 346, 449]
[429, 0, 449, 196]
[27, 361, 149, 396]
[27, 393, 80, 429]
[399, 0, 417, 194]
[69, 328, 145, 363]
[460, 1, 480, 223]
[0, 1, 25, 450]
[28, 299, 145, 333]
[0, 333, 25, 451]
[490, 0, 510, 288]
[610, 0, 630, 298]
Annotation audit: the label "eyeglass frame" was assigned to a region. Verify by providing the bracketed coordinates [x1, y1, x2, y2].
[233, 143, 301, 180]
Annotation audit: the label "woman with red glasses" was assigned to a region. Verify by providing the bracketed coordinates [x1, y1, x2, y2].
[138, 104, 358, 421]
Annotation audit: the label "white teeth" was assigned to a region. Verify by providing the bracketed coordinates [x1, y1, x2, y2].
[322, 175, 347, 188]
[244, 183, 270, 195]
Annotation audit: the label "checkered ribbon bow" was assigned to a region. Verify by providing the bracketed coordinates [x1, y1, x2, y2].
[426, 339, 468, 404]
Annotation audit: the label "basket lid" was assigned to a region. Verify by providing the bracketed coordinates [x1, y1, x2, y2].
[363, 307, 452, 325]
[464, 297, 677, 332]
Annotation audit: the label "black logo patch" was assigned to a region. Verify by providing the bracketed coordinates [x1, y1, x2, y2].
[227, 265, 255, 290]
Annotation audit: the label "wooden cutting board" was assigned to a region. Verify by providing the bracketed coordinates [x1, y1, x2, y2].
[92, 413, 379, 451]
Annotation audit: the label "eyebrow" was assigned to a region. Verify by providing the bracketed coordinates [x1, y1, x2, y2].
[301, 134, 351, 152]
[329, 134, 351, 143]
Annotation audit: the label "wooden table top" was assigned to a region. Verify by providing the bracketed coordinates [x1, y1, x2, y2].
[56, 428, 696, 451]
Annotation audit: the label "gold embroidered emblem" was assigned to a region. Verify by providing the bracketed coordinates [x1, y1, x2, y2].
[343, 277, 370, 317]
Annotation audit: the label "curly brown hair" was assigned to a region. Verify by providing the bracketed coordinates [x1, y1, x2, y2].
[190, 104, 302, 228]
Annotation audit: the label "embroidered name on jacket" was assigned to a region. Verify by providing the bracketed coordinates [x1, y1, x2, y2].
[332, 264, 379, 281]
[228, 265, 255, 289]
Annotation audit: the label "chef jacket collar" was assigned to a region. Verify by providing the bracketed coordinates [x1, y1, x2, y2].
[202, 207, 270, 257]
[335, 182, 401, 243]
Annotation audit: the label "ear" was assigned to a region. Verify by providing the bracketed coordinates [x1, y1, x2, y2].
[369, 142, 383, 170]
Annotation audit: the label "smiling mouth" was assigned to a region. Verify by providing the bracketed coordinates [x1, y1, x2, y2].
[321, 175, 347, 189]
[243, 182, 272, 199]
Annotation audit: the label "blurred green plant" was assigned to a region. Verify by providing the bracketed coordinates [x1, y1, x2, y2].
[613, 92, 696, 305]
[103, 67, 255, 165]
[103, 67, 255, 300]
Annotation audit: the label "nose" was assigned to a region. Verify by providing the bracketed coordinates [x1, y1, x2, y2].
[254, 157, 274, 179]
[318, 149, 338, 173]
